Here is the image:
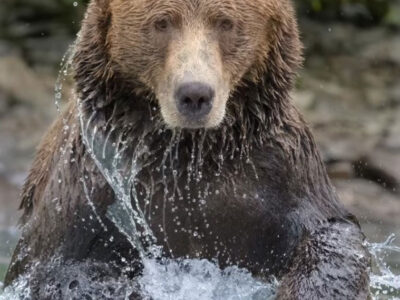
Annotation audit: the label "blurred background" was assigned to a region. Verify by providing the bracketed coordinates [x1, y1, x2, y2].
[0, 0, 399, 285]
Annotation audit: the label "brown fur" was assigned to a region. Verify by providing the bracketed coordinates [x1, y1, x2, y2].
[6, 0, 370, 299]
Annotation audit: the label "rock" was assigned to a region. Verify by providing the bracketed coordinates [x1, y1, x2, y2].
[362, 35, 400, 66]
[0, 53, 58, 182]
[0, 54, 54, 107]
[334, 178, 400, 229]
[327, 161, 355, 179]
[355, 150, 400, 193]
[292, 90, 316, 110]
[388, 84, 400, 106]
[297, 19, 400, 173]
[364, 87, 390, 108]
[382, 116, 400, 150]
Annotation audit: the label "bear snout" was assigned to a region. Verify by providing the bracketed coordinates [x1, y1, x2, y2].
[175, 82, 215, 120]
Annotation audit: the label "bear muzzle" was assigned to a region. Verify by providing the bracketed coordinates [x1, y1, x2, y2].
[174, 82, 215, 121]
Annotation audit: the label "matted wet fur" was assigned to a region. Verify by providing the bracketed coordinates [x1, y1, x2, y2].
[6, 0, 370, 299]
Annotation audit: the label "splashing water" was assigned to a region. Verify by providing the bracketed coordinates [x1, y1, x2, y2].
[369, 235, 400, 299]
[1, 236, 400, 299]
[0, 258, 277, 300]
[1, 45, 400, 300]
[139, 258, 278, 300]
[0, 277, 30, 300]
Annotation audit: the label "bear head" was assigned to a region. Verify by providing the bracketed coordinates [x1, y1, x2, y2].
[74, 0, 302, 130]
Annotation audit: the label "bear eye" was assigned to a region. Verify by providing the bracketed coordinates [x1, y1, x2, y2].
[219, 18, 234, 31]
[154, 18, 170, 32]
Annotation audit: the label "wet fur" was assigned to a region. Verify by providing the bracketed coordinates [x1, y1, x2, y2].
[6, 0, 370, 299]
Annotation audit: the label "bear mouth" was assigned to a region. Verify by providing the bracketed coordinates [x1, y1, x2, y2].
[176, 117, 211, 129]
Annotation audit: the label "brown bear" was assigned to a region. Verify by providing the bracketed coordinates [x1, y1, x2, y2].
[5, 0, 370, 299]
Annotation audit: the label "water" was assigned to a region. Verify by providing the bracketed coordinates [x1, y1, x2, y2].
[1, 45, 400, 300]
[0, 258, 277, 300]
[139, 258, 277, 300]
[1, 235, 399, 299]
[0, 229, 19, 282]
[369, 235, 400, 299]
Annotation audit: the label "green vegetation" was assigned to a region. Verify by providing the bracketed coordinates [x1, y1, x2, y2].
[296, 0, 392, 24]
[0, 0, 86, 39]
[0, 0, 395, 40]
[0, 0, 87, 66]
[0, 0, 396, 42]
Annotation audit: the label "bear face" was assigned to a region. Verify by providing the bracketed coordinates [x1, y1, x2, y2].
[105, 0, 289, 129]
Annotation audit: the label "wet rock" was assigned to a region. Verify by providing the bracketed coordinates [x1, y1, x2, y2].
[0, 54, 54, 106]
[334, 178, 400, 240]
[364, 87, 391, 108]
[0, 53, 57, 183]
[362, 35, 400, 65]
[355, 150, 400, 193]
[296, 19, 400, 182]
[388, 84, 400, 106]
[327, 161, 355, 179]
[292, 90, 316, 110]
[382, 116, 400, 150]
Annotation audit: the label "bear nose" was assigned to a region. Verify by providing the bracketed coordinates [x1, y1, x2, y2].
[175, 82, 215, 119]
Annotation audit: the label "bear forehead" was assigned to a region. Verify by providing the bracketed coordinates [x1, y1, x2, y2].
[111, 0, 282, 19]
